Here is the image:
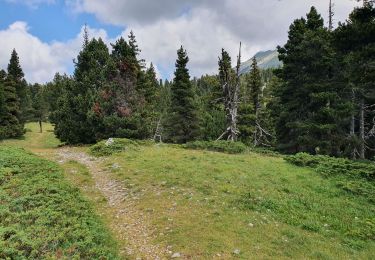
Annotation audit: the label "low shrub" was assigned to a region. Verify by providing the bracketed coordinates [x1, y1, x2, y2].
[285, 153, 375, 180]
[0, 147, 119, 259]
[184, 140, 247, 154]
[89, 138, 141, 156]
[248, 147, 282, 157]
[286, 153, 375, 202]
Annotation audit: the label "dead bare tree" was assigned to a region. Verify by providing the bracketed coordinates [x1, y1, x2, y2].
[217, 43, 242, 142]
[329, 0, 334, 31]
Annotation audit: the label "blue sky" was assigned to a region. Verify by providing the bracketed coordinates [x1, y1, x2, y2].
[0, 0, 361, 83]
[0, 1, 122, 42]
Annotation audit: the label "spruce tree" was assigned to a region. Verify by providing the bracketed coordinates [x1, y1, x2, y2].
[239, 57, 262, 145]
[7, 49, 29, 125]
[166, 46, 199, 143]
[94, 36, 145, 140]
[0, 70, 24, 139]
[195, 74, 225, 140]
[139, 63, 160, 138]
[276, 7, 340, 155]
[53, 38, 110, 144]
[7, 49, 24, 80]
[333, 3, 375, 159]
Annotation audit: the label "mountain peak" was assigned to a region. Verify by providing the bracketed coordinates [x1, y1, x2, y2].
[239, 50, 281, 74]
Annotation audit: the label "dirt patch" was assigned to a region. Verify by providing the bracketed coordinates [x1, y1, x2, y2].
[57, 148, 168, 259]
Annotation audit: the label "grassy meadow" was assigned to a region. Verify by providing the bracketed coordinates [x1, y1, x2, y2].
[1, 122, 375, 259]
[0, 145, 119, 259]
[96, 144, 375, 259]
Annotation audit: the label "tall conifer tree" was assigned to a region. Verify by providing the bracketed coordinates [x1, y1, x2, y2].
[53, 38, 110, 144]
[7, 49, 28, 125]
[334, 3, 375, 159]
[0, 69, 24, 139]
[276, 7, 340, 155]
[166, 46, 199, 143]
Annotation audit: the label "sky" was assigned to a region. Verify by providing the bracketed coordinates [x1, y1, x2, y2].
[0, 0, 362, 83]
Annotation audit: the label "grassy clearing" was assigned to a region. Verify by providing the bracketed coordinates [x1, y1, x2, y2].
[2, 123, 375, 259]
[100, 144, 375, 259]
[0, 146, 119, 259]
[1, 122, 61, 152]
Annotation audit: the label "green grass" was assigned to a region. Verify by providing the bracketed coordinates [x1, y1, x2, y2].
[2, 123, 375, 259]
[1, 122, 61, 152]
[184, 140, 247, 154]
[101, 145, 375, 259]
[0, 146, 119, 259]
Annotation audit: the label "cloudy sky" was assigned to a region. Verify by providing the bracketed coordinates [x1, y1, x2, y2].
[0, 0, 362, 83]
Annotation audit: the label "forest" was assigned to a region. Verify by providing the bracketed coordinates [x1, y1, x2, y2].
[0, 3, 374, 160]
[0, 1, 374, 259]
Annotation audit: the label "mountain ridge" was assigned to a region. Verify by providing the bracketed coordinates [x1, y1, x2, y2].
[239, 49, 281, 74]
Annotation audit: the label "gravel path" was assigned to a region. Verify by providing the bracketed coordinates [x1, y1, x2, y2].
[56, 148, 168, 260]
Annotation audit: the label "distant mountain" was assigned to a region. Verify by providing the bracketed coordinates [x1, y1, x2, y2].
[239, 50, 281, 74]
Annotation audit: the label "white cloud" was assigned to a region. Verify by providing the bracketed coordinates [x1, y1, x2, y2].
[124, 8, 258, 79]
[0, 1, 363, 82]
[67, 0, 362, 78]
[0, 22, 110, 83]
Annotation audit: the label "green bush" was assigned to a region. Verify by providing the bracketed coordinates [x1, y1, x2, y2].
[0, 147, 119, 259]
[248, 147, 282, 157]
[89, 138, 152, 156]
[184, 140, 247, 154]
[286, 153, 375, 202]
[285, 153, 375, 180]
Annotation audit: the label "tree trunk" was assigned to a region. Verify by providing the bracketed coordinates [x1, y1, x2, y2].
[359, 98, 365, 159]
[217, 43, 241, 142]
[328, 0, 334, 31]
[39, 120, 43, 133]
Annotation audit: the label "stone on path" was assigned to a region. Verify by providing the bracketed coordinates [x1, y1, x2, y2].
[171, 252, 181, 258]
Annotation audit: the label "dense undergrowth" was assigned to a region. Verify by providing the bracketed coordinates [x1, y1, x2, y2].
[184, 140, 247, 154]
[286, 153, 375, 203]
[0, 146, 119, 259]
[89, 138, 156, 156]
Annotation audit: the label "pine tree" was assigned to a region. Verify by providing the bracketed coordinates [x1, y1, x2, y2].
[333, 3, 375, 159]
[0, 69, 24, 139]
[0, 70, 6, 139]
[7, 49, 24, 80]
[53, 38, 110, 144]
[7, 49, 29, 125]
[94, 36, 146, 140]
[128, 31, 145, 69]
[165, 46, 199, 143]
[195, 74, 225, 140]
[239, 57, 263, 145]
[276, 7, 341, 155]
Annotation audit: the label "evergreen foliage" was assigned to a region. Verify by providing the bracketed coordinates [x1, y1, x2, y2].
[184, 140, 247, 154]
[275, 7, 342, 155]
[195, 75, 226, 140]
[7, 49, 29, 125]
[333, 3, 375, 159]
[53, 38, 110, 144]
[29, 84, 48, 132]
[238, 57, 262, 144]
[2, 4, 374, 160]
[0, 70, 24, 139]
[165, 46, 199, 143]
